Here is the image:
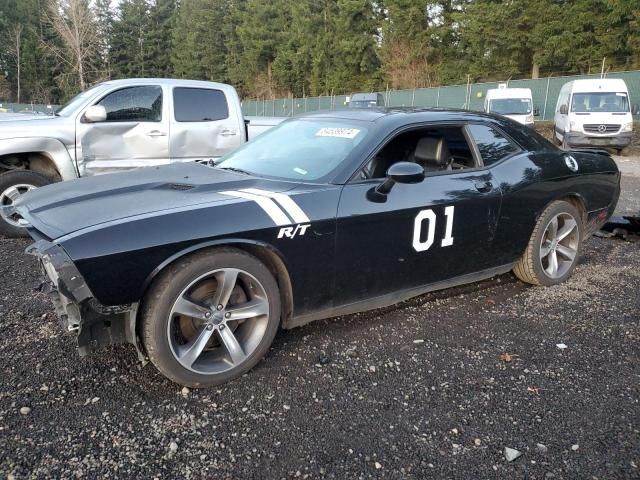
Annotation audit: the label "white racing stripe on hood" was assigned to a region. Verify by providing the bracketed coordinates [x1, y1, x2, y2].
[220, 190, 291, 226]
[241, 188, 310, 224]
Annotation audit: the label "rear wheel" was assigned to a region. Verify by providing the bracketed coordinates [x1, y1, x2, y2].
[0, 170, 52, 237]
[141, 248, 281, 388]
[513, 200, 583, 286]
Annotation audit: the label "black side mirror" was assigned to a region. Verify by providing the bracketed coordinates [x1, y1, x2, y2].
[632, 104, 639, 115]
[559, 104, 568, 115]
[534, 106, 540, 116]
[376, 161, 424, 195]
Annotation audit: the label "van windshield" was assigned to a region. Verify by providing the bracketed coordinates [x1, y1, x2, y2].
[489, 98, 532, 115]
[571, 92, 629, 113]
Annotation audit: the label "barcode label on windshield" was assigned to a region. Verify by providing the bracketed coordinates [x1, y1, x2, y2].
[316, 127, 361, 139]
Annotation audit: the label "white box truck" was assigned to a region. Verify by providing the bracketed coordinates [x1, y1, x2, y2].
[484, 86, 536, 126]
[553, 78, 638, 153]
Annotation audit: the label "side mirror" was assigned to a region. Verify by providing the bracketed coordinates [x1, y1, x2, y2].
[632, 104, 639, 115]
[376, 161, 424, 195]
[559, 104, 568, 115]
[84, 105, 107, 123]
[534, 106, 540, 116]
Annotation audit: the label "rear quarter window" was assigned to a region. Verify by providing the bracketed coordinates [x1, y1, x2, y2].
[467, 124, 520, 166]
[173, 87, 229, 122]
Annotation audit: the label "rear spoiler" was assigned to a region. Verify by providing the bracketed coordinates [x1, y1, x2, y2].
[569, 148, 612, 157]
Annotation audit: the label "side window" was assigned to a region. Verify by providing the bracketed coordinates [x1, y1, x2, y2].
[173, 87, 229, 122]
[97, 86, 162, 122]
[358, 126, 477, 180]
[467, 124, 519, 166]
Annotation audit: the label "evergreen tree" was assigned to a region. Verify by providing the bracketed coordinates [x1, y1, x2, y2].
[110, 0, 150, 78]
[172, 0, 231, 82]
[146, 0, 175, 77]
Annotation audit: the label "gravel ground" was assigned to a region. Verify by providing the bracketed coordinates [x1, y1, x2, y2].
[0, 231, 639, 479]
[1, 149, 639, 478]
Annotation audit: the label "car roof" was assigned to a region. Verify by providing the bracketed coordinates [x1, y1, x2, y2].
[486, 88, 532, 99]
[99, 78, 235, 91]
[566, 78, 628, 92]
[298, 107, 508, 125]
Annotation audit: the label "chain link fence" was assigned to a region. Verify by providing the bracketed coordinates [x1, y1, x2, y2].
[0, 103, 56, 114]
[242, 70, 640, 121]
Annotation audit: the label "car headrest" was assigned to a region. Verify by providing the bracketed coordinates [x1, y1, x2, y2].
[413, 137, 451, 167]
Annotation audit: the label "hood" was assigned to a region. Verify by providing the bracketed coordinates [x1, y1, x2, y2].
[0, 114, 67, 140]
[15, 162, 298, 239]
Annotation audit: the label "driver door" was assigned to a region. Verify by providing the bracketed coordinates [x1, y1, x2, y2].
[334, 124, 502, 306]
[75, 84, 170, 176]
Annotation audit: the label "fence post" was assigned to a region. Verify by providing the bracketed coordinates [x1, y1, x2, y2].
[411, 89, 415, 107]
[542, 76, 551, 121]
[436, 87, 440, 107]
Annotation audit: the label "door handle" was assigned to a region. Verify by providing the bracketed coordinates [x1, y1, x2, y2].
[474, 181, 493, 193]
[147, 130, 167, 137]
[220, 129, 238, 137]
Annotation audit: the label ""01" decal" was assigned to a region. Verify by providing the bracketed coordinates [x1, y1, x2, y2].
[412, 206, 455, 252]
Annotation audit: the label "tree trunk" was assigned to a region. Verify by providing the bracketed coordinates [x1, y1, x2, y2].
[531, 63, 540, 79]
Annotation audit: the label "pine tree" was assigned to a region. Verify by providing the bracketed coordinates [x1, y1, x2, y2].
[172, 0, 232, 82]
[110, 0, 150, 78]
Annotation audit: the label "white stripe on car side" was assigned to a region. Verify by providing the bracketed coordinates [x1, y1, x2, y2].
[220, 190, 291, 226]
[240, 188, 311, 224]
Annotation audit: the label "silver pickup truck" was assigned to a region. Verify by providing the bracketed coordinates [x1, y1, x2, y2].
[0, 78, 282, 236]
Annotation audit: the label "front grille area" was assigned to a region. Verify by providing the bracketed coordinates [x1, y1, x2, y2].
[584, 124, 620, 134]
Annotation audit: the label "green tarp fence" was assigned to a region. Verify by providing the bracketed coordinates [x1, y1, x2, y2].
[242, 70, 640, 121]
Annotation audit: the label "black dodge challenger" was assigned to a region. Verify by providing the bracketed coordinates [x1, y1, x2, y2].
[14, 109, 620, 387]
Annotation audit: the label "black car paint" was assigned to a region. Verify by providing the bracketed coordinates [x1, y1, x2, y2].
[17, 109, 620, 354]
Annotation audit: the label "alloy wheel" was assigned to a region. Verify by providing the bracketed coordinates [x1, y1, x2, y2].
[539, 212, 579, 279]
[167, 268, 270, 374]
[0, 183, 36, 227]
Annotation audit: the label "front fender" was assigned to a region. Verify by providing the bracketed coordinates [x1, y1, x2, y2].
[0, 137, 78, 180]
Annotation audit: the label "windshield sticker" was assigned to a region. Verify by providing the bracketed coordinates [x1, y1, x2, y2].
[316, 127, 361, 139]
[293, 167, 308, 175]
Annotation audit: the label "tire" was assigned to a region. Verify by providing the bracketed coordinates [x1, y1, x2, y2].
[141, 247, 281, 388]
[513, 200, 583, 287]
[0, 170, 53, 238]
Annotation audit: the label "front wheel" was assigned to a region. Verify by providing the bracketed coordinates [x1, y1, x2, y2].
[0, 170, 53, 237]
[141, 248, 281, 388]
[513, 200, 583, 286]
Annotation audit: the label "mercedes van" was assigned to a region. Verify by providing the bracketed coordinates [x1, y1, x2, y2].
[554, 78, 637, 153]
[484, 86, 535, 126]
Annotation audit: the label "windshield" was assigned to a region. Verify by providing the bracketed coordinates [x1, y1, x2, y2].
[55, 84, 106, 117]
[489, 98, 532, 115]
[571, 92, 630, 113]
[216, 119, 369, 181]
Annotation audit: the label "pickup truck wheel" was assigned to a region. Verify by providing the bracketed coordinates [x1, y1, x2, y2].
[513, 200, 583, 286]
[141, 248, 281, 388]
[0, 170, 52, 237]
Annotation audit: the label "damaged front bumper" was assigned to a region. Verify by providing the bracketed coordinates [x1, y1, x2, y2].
[26, 239, 144, 360]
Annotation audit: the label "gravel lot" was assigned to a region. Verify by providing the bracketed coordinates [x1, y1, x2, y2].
[1, 160, 639, 479]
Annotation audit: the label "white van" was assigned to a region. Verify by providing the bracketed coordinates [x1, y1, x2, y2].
[484, 87, 535, 126]
[554, 78, 637, 153]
